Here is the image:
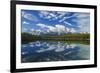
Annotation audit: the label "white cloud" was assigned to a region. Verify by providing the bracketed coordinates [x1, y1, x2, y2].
[36, 23, 47, 28]
[30, 28, 42, 35]
[63, 21, 72, 26]
[55, 25, 65, 35]
[37, 23, 57, 32]
[39, 11, 50, 16]
[76, 13, 90, 18]
[36, 23, 77, 35]
[22, 11, 39, 22]
[70, 28, 76, 33]
[59, 14, 77, 23]
[59, 17, 66, 22]
[55, 25, 65, 30]
[22, 28, 28, 32]
[47, 26, 56, 32]
[22, 21, 29, 25]
[46, 15, 52, 19]
[30, 28, 34, 31]
[49, 13, 56, 17]
[39, 11, 67, 21]
[72, 13, 90, 32]
[39, 11, 51, 19]
[57, 12, 66, 17]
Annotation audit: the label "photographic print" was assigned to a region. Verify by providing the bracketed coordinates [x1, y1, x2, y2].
[21, 10, 90, 63]
[11, 1, 97, 72]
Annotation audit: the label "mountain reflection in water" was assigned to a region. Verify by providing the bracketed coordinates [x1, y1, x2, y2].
[21, 41, 90, 63]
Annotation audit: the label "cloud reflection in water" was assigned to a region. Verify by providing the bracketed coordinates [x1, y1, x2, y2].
[21, 41, 90, 63]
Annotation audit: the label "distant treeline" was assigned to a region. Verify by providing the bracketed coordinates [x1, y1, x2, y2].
[21, 33, 42, 43]
[44, 34, 90, 41]
[21, 32, 90, 43]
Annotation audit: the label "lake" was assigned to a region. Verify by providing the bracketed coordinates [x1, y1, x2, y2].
[21, 41, 90, 63]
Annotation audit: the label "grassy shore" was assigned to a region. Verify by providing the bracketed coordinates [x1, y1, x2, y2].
[21, 32, 90, 43]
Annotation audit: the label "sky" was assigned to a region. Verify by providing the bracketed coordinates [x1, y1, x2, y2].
[21, 9, 90, 35]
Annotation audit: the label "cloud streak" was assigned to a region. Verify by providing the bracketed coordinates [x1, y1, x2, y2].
[22, 11, 39, 22]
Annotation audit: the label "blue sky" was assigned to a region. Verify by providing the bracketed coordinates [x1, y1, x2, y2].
[21, 9, 90, 35]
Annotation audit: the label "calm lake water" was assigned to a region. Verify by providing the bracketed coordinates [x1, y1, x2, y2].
[21, 41, 90, 63]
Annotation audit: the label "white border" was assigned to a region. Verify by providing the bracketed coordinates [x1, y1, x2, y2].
[16, 5, 94, 69]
